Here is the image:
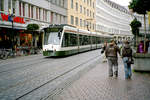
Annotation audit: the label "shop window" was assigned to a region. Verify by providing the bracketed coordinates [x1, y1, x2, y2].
[20, 33, 32, 47]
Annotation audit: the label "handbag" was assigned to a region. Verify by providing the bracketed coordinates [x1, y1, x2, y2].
[127, 57, 134, 64]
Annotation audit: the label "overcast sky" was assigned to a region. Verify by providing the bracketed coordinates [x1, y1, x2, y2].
[110, 0, 131, 6]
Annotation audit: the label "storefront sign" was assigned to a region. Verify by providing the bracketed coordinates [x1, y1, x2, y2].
[0, 12, 25, 24]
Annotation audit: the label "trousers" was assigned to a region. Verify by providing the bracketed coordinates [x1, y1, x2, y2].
[107, 57, 118, 77]
[123, 57, 132, 79]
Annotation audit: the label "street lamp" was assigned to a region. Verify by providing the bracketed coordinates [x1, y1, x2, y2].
[85, 18, 94, 49]
[9, 9, 15, 51]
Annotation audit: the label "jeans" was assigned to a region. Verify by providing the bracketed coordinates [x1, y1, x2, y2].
[123, 57, 132, 79]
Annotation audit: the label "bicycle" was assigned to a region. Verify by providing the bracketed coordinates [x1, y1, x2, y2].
[0, 49, 15, 60]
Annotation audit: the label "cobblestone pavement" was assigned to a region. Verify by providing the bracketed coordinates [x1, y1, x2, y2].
[52, 57, 150, 100]
[0, 50, 102, 100]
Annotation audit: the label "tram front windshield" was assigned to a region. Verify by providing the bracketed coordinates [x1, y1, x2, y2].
[44, 28, 62, 45]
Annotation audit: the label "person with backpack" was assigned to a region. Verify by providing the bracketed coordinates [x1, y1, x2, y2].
[105, 40, 120, 78]
[122, 40, 133, 79]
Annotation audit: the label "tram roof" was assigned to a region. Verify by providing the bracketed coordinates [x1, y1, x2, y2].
[48, 24, 75, 28]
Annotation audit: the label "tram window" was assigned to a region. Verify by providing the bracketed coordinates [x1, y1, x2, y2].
[70, 34, 77, 46]
[62, 33, 77, 47]
[92, 36, 96, 44]
[48, 32, 60, 45]
[79, 35, 83, 45]
[44, 32, 50, 45]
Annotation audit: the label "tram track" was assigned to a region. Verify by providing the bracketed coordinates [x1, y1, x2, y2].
[0, 57, 53, 74]
[0, 50, 102, 100]
[15, 55, 100, 100]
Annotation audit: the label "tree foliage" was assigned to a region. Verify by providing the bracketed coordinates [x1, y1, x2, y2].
[27, 24, 39, 31]
[128, 0, 150, 14]
[130, 18, 142, 36]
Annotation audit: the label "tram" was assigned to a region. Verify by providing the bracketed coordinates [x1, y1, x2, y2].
[43, 24, 112, 57]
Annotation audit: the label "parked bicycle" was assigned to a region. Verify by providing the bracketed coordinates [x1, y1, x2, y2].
[0, 49, 15, 60]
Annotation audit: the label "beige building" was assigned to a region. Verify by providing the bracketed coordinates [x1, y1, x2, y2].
[67, 0, 96, 32]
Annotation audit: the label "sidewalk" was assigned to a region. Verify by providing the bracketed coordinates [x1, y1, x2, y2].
[52, 57, 150, 100]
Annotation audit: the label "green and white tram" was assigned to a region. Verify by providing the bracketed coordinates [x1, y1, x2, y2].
[43, 24, 112, 57]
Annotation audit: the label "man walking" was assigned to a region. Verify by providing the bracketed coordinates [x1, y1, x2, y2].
[105, 40, 120, 77]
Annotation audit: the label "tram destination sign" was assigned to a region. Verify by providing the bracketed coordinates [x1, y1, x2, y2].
[0, 12, 25, 24]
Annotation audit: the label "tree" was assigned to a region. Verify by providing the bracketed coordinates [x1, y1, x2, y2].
[27, 24, 39, 31]
[128, 0, 150, 52]
[27, 24, 39, 48]
[130, 18, 141, 36]
[130, 18, 142, 46]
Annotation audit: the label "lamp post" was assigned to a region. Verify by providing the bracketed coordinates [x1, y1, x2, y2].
[85, 18, 93, 49]
[9, 11, 15, 51]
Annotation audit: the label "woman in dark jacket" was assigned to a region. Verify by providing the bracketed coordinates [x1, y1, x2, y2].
[122, 40, 133, 79]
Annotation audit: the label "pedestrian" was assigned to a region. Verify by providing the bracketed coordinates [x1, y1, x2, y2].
[122, 40, 133, 79]
[137, 41, 144, 53]
[105, 40, 120, 77]
[101, 41, 107, 62]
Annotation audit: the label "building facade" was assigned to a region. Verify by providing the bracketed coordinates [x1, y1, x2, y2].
[0, 0, 67, 55]
[96, 0, 133, 42]
[67, 0, 96, 32]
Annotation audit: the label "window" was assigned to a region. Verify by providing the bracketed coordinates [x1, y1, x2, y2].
[43, 9, 45, 21]
[90, 0, 92, 6]
[71, 15, 74, 25]
[45, 10, 47, 21]
[19, 2, 21, 16]
[84, 7, 86, 15]
[31, 6, 33, 18]
[87, 0, 89, 5]
[51, 12, 53, 23]
[28, 5, 31, 18]
[12, 0, 16, 13]
[22, 3, 25, 16]
[93, 12, 94, 18]
[75, 17, 78, 26]
[76, 2, 78, 11]
[62, 0, 64, 7]
[62, 33, 77, 47]
[87, 9, 89, 16]
[84, 20, 86, 27]
[93, 2, 95, 8]
[80, 5, 82, 13]
[80, 19, 82, 27]
[0, 0, 4, 11]
[36, 7, 38, 19]
[8, 0, 11, 12]
[71, 0, 73, 9]
[39, 8, 41, 20]
[90, 11, 91, 17]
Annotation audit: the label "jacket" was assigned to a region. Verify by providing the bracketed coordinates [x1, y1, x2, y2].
[105, 43, 120, 58]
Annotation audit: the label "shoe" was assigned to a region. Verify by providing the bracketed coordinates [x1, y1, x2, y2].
[109, 75, 113, 77]
[114, 74, 118, 78]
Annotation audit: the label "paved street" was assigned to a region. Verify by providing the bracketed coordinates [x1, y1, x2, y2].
[1, 50, 150, 100]
[51, 56, 150, 100]
[0, 50, 101, 100]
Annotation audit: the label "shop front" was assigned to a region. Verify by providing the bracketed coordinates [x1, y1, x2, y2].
[0, 12, 43, 56]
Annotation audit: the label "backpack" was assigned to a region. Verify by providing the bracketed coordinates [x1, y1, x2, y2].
[123, 47, 132, 57]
